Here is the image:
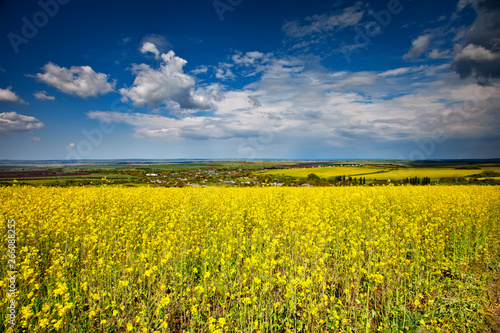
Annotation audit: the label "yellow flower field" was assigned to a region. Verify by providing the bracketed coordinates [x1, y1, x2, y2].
[254, 166, 500, 181]
[1, 186, 499, 332]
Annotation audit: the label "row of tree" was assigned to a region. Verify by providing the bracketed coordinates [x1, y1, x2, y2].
[404, 177, 431, 185]
[308, 174, 367, 184]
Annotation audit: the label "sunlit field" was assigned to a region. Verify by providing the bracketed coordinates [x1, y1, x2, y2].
[363, 168, 500, 181]
[1, 186, 500, 332]
[254, 166, 387, 178]
[255, 166, 500, 181]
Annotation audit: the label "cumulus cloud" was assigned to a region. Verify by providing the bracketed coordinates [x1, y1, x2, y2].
[451, 0, 500, 79]
[140, 34, 171, 53]
[403, 34, 432, 60]
[0, 86, 28, 104]
[455, 44, 500, 61]
[30, 63, 115, 98]
[0, 111, 44, 137]
[452, 44, 500, 79]
[33, 90, 55, 101]
[140, 42, 160, 59]
[120, 49, 215, 110]
[460, 0, 500, 48]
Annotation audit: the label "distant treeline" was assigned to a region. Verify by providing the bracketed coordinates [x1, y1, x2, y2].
[467, 170, 500, 178]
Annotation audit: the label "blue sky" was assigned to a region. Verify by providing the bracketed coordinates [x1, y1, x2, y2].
[0, 0, 499, 160]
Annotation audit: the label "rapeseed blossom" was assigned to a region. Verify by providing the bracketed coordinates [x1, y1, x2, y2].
[0, 186, 499, 332]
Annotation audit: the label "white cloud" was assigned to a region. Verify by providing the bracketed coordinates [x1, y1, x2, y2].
[454, 44, 500, 62]
[450, 0, 500, 79]
[282, 2, 368, 52]
[89, 53, 500, 152]
[283, 2, 364, 38]
[140, 42, 160, 59]
[258, 57, 304, 80]
[215, 65, 235, 80]
[33, 90, 55, 101]
[232, 51, 269, 65]
[378, 65, 427, 77]
[457, 0, 474, 11]
[120, 49, 215, 110]
[0, 86, 28, 104]
[333, 72, 376, 86]
[0, 112, 44, 137]
[87, 111, 230, 140]
[428, 48, 451, 59]
[451, 43, 500, 79]
[449, 82, 499, 101]
[403, 34, 432, 60]
[191, 65, 208, 75]
[226, 51, 276, 78]
[31, 63, 115, 98]
[140, 34, 171, 53]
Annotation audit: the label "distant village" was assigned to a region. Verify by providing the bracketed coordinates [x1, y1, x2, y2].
[141, 164, 378, 188]
[4, 161, 494, 187]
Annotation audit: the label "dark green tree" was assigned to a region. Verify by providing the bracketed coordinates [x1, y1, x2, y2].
[307, 173, 320, 181]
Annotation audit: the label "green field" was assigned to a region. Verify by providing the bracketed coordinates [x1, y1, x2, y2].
[2, 174, 134, 181]
[137, 164, 214, 170]
[1, 174, 138, 187]
[254, 166, 388, 178]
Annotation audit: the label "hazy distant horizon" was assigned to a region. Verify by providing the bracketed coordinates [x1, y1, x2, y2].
[2, 157, 500, 165]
